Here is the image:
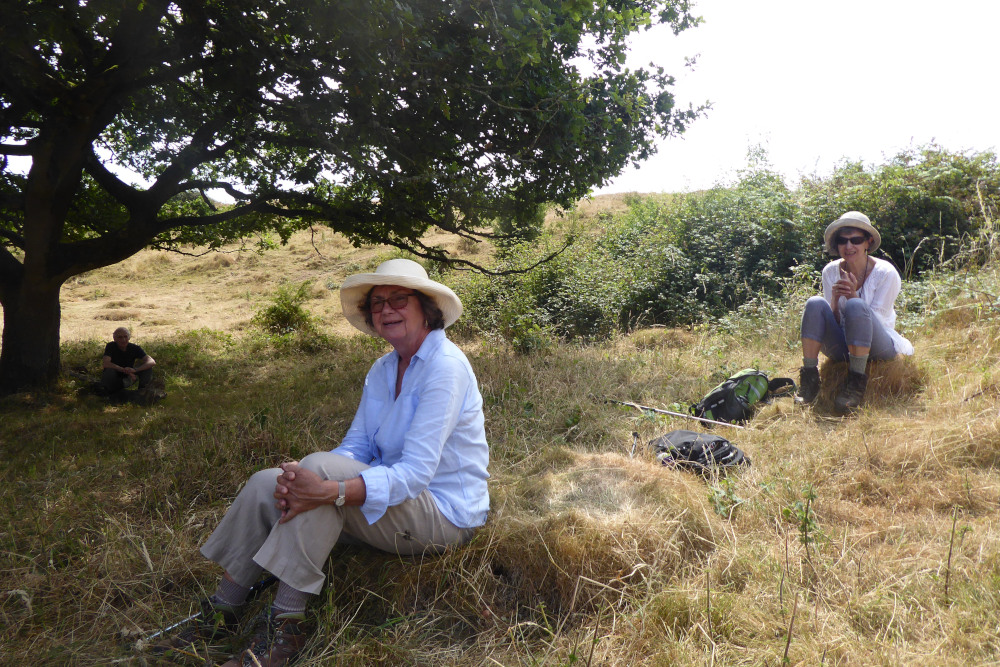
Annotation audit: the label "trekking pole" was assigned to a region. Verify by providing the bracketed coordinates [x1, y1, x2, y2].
[136, 574, 278, 649]
[605, 399, 746, 430]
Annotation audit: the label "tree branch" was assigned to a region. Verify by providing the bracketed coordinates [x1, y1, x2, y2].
[0, 244, 26, 281]
[0, 143, 33, 157]
[381, 234, 574, 276]
[180, 180, 253, 202]
[83, 151, 144, 209]
[0, 227, 26, 249]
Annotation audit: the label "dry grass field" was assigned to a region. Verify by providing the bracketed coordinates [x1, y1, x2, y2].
[2, 197, 1000, 666]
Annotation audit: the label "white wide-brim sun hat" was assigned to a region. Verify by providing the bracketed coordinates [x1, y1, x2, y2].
[339, 258, 463, 336]
[823, 211, 882, 255]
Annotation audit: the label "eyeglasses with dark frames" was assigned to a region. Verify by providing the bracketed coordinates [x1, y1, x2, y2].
[368, 292, 415, 313]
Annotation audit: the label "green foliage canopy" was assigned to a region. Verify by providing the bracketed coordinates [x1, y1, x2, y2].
[0, 0, 702, 392]
[1, 0, 701, 263]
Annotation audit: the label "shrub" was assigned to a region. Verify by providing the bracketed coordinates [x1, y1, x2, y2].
[462, 146, 1000, 349]
[615, 164, 803, 326]
[797, 145, 1000, 276]
[460, 160, 805, 344]
[252, 281, 316, 334]
[493, 201, 547, 249]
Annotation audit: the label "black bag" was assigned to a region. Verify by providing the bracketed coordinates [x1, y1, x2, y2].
[649, 430, 750, 475]
[689, 368, 796, 425]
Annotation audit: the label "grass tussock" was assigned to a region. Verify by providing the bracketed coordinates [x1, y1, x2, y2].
[815, 356, 928, 412]
[3, 222, 1000, 665]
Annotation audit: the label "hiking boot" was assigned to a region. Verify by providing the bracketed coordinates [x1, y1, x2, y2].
[834, 370, 869, 414]
[148, 597, 243, 656]
[107, 390, 130, 405]
[136, 386, 166, 405]
[222, 610, 309, 667]
[794, 366, 820, 405]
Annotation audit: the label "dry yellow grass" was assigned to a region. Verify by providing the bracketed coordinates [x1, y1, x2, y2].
[2, 197, 1000, 665]
[51, 226, 474, 345]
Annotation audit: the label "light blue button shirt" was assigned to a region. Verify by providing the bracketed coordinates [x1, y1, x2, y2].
[331, 329, 490, 528]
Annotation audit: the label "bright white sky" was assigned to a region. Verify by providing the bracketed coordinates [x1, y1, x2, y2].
[596, 0, 1000, 194]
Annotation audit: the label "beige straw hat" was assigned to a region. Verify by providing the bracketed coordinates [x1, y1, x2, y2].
[339, 259, 463, 336]
[823, 211, 881, 255]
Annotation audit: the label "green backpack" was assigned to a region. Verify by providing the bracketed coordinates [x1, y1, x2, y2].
[689, 369, 796, 425]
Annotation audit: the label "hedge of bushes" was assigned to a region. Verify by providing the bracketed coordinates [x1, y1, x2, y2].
[452, 145, 1000, 348]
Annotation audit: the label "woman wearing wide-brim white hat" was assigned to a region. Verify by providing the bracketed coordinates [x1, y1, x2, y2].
[795, 211, 913, 414]
[180, 259, 488, 665]
[339, 257, 463, 337]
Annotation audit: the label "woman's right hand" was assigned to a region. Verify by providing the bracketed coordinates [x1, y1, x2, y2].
[274, 461, 336, 523]
[832, 269, 858, 300]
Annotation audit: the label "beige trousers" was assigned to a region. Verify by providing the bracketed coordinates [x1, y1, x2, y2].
[200, 452, 476, 594]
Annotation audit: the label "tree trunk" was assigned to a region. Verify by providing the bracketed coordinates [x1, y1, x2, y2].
[0, 278, 63, 395]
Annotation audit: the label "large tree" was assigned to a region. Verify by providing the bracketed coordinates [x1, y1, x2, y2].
[0, 0, 700, 393]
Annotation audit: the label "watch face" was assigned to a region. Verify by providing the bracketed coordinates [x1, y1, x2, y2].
[335, 497, 345, 506]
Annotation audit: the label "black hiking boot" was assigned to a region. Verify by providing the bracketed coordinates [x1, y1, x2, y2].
[136, 386, 166, 405]
[794, 366, 820, 405]
[834, 370, 869, 414]
[148, 597, 244, 657]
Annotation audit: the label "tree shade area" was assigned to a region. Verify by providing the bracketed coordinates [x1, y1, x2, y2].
[0, 0, 701, 393]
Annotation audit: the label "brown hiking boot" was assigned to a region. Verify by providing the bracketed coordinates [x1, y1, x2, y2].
[147, 597, 243, 656]
[794, 366, 820, 405]
[834, 370, 869, 414]
[221, 610, 309, 667]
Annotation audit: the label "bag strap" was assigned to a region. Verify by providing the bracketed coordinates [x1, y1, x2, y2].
[767, 377, 797, 394]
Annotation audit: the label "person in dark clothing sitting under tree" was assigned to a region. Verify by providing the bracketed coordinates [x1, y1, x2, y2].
[100, 327, 156, 398]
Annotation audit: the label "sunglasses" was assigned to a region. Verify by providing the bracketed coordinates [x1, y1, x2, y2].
[368, 292, 415, 313]
[836, 235, 868, 246]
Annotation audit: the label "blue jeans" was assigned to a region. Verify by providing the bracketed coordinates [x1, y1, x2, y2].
[800, 296, 897, 362]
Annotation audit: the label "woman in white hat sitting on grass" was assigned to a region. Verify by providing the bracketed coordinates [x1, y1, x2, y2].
[795, 211, 914, 413]
[155, 258, 489, 667]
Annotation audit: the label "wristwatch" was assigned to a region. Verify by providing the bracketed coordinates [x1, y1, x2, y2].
[335, 480, 346, 507]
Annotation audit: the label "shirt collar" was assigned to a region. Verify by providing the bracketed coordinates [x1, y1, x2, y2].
[387, 328, 446, 367]
[412, 328, 446, 362]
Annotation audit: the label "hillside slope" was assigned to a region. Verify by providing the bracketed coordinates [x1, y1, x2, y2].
[1, 203, 999, 666]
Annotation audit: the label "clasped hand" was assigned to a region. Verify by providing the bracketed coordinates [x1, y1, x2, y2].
[274, 461, 329, 524]
[832, 271, 858, 300]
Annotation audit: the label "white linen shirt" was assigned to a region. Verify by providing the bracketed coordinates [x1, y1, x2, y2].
[821, 257, 914, 356]
[331, 328, 490, 528]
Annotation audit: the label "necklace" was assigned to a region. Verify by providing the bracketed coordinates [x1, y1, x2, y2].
[857, 257, 871, 294]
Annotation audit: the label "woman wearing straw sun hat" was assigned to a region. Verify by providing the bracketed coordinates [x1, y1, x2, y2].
[155, 259, 489, 666]
[795, 211, 914, 414]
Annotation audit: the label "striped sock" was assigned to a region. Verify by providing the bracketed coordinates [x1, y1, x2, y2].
[212, 577, 251, 607]
[271, 582, 311, 616]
